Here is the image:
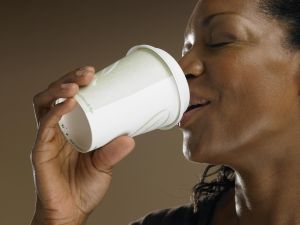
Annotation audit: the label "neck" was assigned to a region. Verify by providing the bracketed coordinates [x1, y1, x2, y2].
[230, 127, 300, 225]
[234, 166, 300, 225]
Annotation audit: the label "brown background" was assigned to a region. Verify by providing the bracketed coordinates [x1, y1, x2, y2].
[0, 0, 207, 224]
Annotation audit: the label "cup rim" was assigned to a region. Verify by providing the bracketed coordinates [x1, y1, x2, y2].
[127, 45, 190, 129]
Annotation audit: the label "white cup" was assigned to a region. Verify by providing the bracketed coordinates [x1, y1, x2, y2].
[57, 45, 190, 153]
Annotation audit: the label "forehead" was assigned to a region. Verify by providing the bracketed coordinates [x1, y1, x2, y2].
[188, 0, 261, 28]
[193, 0, 259, 16]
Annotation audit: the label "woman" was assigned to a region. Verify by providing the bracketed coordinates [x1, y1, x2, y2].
[30, 0, 300, 224]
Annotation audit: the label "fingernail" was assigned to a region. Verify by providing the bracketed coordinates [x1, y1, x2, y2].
[76, 69, 86, 76]
[76, 66, 94, 76]
[61, 83, 72, 89]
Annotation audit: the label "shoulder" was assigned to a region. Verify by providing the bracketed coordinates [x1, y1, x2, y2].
[129, 203, 214, 225]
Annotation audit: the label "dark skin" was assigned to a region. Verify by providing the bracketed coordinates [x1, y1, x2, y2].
[30, 0, 300, 225]
[179, 0, 300, 224]
[31, 67, 136, 225]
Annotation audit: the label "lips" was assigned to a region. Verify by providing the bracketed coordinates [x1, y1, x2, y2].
[185, 101, 210, 113]
[179, 97, 211, 127]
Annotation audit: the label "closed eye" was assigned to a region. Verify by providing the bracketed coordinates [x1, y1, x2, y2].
[206, 42, 233, 48]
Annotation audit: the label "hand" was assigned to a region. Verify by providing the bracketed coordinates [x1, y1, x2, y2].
[30, 66, 135, 225]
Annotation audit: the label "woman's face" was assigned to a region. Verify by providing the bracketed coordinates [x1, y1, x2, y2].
[179, 0, 300, 164]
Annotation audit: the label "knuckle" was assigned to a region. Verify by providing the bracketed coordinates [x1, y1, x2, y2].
[71, 83, 80, 92]
[38, 116, 47, 129]
[33, 92, 42, 104]
[48, 81, 57, 89]
[45, 86, 57, 99]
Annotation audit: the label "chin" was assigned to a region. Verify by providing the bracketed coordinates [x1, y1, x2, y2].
[182, 135, 210, 163]
[182, 130, 203, 162]
[183, 146, 210, 163]
[182, 131, 225, 165]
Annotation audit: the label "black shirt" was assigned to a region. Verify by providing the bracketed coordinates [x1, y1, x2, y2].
[129, 201, 216, 225]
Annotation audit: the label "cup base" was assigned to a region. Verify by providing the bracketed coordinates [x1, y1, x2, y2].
[58, 102, 92, 152]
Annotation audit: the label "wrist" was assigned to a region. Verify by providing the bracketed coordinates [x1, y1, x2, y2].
[31, 209, 88, 225]
[31, 198, 90, 225]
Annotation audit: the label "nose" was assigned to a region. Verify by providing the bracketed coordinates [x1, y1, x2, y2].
[178, 49, 204, 80]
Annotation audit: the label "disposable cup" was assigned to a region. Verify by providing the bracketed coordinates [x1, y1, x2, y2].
[57, 45, 190, 152]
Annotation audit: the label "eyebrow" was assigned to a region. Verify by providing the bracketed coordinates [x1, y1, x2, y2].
[202, 12, 238, 26]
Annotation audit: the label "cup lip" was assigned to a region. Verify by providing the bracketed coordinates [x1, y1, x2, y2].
[127, 45, 190, 129]
[57, 96, 93, 153]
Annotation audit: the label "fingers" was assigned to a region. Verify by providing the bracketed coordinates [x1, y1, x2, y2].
[49, 66, 95, 88]
[33, 66, 95, 122]
[34, 66, 95, 108]
[91, 136, 136, 174]
[34, 83, 79, 112]
[37, 98, 77, 143]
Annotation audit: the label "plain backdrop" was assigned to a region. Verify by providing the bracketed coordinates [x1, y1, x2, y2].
[0, 0, 208, 224]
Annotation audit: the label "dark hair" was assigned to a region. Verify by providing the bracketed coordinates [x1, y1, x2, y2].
[192, 0, 300, 213]
[259, 0, 300, 49]
[192, 165, 235, 213]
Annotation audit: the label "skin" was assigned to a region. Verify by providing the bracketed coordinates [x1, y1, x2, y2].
[31, 67, 135, 225]
[30, 0, 300, 225]
[179, 0, 300, 224]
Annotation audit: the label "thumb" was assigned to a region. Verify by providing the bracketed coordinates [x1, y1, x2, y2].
[91, 136, 135, 174]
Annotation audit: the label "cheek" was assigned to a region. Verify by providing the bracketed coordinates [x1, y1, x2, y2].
[208, 49, 294, 124]
[207, 52, 274, 129]
[185, 50, 297, 163]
